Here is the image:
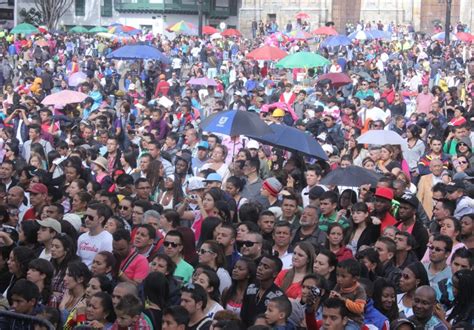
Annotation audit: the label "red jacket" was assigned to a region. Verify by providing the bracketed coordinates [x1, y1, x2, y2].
[154, 80, 170, 97]
[381, 88, 395, 104]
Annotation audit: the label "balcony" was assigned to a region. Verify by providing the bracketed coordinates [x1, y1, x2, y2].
[113, 0, 236, 16]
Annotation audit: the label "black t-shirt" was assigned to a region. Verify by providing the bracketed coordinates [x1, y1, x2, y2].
[240, 283, 285, 326]
[188, 317, 212, 330]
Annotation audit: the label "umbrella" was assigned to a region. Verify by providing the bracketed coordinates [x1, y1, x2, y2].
[68, 72, 88, 87]
[221, 28, 242, 37]
[200, 110, 272, 136]
[276, 52, 330, 69]
[312, 26, 338, 36]
[369, 29, 392, 40]
[357, 130, 407, 148]
[42, 90, 88, 106]
[455, 32, 473, 42]
[321, 35, 351, 47]
[203, 25, 218, 35]
[11, 23, 39, 34]
[69, 26, 89, 34]
[286, 30, 313, 40]
[348, 30, 374, 40]
[109, 25, 141, 35]
[38, 27, 48, 34]
[247, 124, 328, 160]
[296, 12, 310, 20]
[88, 26, 108, 33]
[246, 45, 288, 61]
[317, 73, 352, 87]
[187, 77, 217, 87]
[167, 21, 197, 35]
[210, 33, 222, 40]
[106, 44, 170, 63]
[431, 32, 458, 42]
[320, 166, 381, 187]
[35, 40, 49, 47]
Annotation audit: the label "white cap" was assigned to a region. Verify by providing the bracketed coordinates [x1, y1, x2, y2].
[322, 144, 334, 155]
[187, 177, 205, 191]
[63, 213, 82, 232]
[247, 140, 260, 150]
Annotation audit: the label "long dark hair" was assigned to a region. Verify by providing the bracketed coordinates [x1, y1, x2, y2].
[28, 258, 54, 304]
[143, 272, 169, 309]
[221, 257, 256, 308]
[447, 269, 474, 325]
[373, 278, 399, 322]
[51, 234, 79, 278]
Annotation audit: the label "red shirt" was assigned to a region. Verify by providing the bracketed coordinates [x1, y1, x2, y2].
[380, 212, 397, 233]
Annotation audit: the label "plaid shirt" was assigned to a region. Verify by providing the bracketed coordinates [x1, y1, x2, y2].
[49, 271, 66, 308]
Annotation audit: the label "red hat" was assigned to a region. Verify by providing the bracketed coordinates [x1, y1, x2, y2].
[374, 187, 393, 200]
[28, 183, 48, 195]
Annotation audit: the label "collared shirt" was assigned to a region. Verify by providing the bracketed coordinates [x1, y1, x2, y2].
[319, 212, 350, 232]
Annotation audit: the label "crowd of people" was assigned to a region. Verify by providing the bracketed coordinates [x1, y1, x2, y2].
[0, 18, 471, 330]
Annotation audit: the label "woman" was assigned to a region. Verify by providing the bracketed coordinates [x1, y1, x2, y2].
[446, 269, 474, 326]
[201, 144, 231, 183]
[85, 275, 113, 302]
[70, 191, 92, 215]
[373, 278, 399, 322]
[65, 179, 87, 200]
[18, 220, 41, 255]
[326, 223, 353, 262]
[147, 159, 165, 202]
[193, 268, 224, 318]
[104, 216, 127, 234]
[85, 292, 115, 329]
[347, 202, 380, 254]
[91, 157, 113, 192]
[341, 134, 364, 163]
[188, 188, 223, 241]
[120, 150, 138, 175]
[174, 154, 193, 190]
[337, 189, 357, 219]
[60, 261, 92, 329]
[50, 234, 80, 308]
[448, 105, 467, 127]
[27, 258, 54, 306]
[90, 251, 116, 280]
[221, 257, 256, 316]
[362, 157, 376, 171]
[301, 274, 330, 328]
[118, 197, 134, 224]
[143, 272, 169, 329]
[235, 221, 259, 243]
[454, 155, 471, 174]
[403, 125, 426, 174]
[439, 217, 465, 264]
[225, 176, 248, 216]
[275, 242, 315, 299]
[198, 217, 222, 248]
[158, 174, 184, 210]
[149, 253, 180, 305]
[4, 246, 36, 298]
[389, 92, 406, 118]
[198, 240, 232, 293]
[397, 261, 429, 318]
[376, 144, 401, 176]
[313, 248, 337, 290]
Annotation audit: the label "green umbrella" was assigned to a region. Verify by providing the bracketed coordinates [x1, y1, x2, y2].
[276, 52, 330, 69]
[88, 26, 108, 33]
[10, 23, 39, 34]
[70, 26, 88, 33]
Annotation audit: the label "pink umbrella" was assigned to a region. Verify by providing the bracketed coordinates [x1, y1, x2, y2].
[260, 102, 298, 121]
[42, 90, 88, 106]
[187, 77, 217, 87]
[68, 72, 88, 87]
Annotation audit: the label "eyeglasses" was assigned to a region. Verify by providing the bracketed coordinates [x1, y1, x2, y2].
[458, 143, 468, 147]
[428, 245, 445, 253]
[163, 241, 181, 248]
[459, 160, 468, 164]
[240, 241, 259, 248]
[198, 248, 215, 255]
[119, 206, 129, 210]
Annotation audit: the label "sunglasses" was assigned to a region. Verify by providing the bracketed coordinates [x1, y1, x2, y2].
[119, 205, 129, 210]
[163, 241, 181, 248]
[198, 248, 215, 255]
[86, 215, 95, 220]
[428, 245, 445, 253]
[239, 241, 258, 248]
[459, 160, 468, 164]
[458, 143, 468, 147]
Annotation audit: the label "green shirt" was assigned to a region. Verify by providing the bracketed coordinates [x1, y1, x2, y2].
[174, 258, 194, 284]
[319, 212, 350, 232]
[443, 139, 458, 156]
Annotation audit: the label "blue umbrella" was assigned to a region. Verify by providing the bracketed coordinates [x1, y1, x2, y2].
[199, 110, 272, 136]
[321, 35, 351, 48]
[348, 30, 375, 40]
[106, 44, 170, 63]
[247, 124, 328, 160]
[369, 29, 392, 40]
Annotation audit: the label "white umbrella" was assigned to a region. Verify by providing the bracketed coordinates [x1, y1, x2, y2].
[357, 130, 408, 148]
[210, 33, 222, 40]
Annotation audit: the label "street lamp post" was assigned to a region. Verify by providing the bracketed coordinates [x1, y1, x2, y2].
[198, 0, 203, 37]
[445, 0, 452, 44]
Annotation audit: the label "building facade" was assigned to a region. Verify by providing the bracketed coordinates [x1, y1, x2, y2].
[239, 0, 474, 36]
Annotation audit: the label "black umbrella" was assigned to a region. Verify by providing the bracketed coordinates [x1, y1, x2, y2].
[199, 110, 272, 136]
[320, 166, 381, 187]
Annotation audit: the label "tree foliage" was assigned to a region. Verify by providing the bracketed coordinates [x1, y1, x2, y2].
[34, 0, 74, 29]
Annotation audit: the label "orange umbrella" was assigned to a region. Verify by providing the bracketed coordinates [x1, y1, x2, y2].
[203, 25, 218, 35]
[312, 26, 338, 36]
[246, 45, 288, 61]
[221, 28, 242, 37]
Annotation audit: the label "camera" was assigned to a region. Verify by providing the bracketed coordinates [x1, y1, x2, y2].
[310, 286, 321, 297]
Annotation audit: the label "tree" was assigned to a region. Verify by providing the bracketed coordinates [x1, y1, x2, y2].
[19, 8, 43, 26]
[34, 0, 74, 29]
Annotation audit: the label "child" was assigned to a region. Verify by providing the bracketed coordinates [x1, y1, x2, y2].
[264, 296, 295, 330]
[329, 258, 367, 328]
[112, 294, 151, 330]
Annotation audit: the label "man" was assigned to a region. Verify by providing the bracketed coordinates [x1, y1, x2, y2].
[180, 283, 212, 330]
[373, 187, 397, 233]
[112, 282, 140, 308]
[418, 137, 450, 176]
[22, 124, 53, 161]
[241, 157, 263, 201]
[396, 193, 429, 259]
[23, 183, 49, 221]
[215, 223, 240, 273]
[164, 230, 194, 283]
[104, 136, 121, 172]
[291, 205, 327, 249]
[272, 221, 293, 270]
[280, 194, 299, 229]
[307, 186, 326, 208]
[77, 203, 113, 268]
[319, 191, 350, 233]
[0, 160, 18, 191]
[157, 209, 180, 236]
[240, 255, 285, 326]
[0, 279, 41, 328]
[358, 95, 389, 124]
[142, 209, 162, 232]
[113, 228, 149, 285]
[162, 132, 180, 163]
[374, 237, 401, 288]
[394, 232, 419, 270]
[203, 173, 222, 189]
[6, 186, 26, 214]
[36, 218, 61, 261]
[321, 112, 344, 151]
[417, 159, 444, 219]
[430, 198, 455, 234]
[133, 224, 160, 261]
[162, 305, 189, 330]
[147, 141, 173, 176]
[149, 108, 169, 141]
[134, 179, 153, 202]
[82, 124, 100, 148]
[408, 286, 448, 330]
[183, 128, 199, 158]
[260, 177, 282, 209]
[445, 180, 474, 218]
[423, 234, 453, 287]
[192, 141, 209, 175]
[257, 210, 276, 243]
[239, 231, 263, 263]
[443, 125, 466, 156]
[416, 84, 434, 115]
[301, 165, 325, 207]
[318, 298, 350, 330]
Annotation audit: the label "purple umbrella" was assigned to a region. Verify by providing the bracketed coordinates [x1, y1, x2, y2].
[187, 77, 217, 87]
[68, 72, 87, 87]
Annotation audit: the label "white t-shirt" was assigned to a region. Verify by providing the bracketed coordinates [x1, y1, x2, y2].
[77, 230, 113, 268]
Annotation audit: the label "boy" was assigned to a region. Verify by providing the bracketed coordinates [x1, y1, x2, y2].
[112, 294, 151, 330]
[330, 258, 367, 327]
[264, 296, 294, 330]
[162, 305, 189, 330]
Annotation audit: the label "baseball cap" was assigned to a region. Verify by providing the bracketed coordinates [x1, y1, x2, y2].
[308, 186, 325, 200]
[28, 183, 48, 195]
[187, 177, 205, 191]
[374, 187, 394, 200]
[203, 173, 222, 183]
[197, 141, 209, 150]
[63, 213, 82, 232]
[36, 218, 61, 233]
[445, 180, 466, 193]
[397, 192, 419, 209]
[247, 140, 259, 150]
[364, 95, 375, 102]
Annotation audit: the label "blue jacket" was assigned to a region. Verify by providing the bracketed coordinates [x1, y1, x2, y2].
[364, 299, 389, 330]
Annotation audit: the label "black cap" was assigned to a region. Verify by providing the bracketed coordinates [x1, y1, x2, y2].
[446, 180, 466, 193]
[397, 192, 419, 209]
[307, 186, 325, 200]
[364, 96, 375, 102]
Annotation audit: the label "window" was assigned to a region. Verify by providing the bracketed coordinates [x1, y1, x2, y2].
[76, 0, 85, 16]
[101, 0, 113, 17]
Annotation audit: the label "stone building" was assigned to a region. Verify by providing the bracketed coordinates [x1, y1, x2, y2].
[239, 0, 474, 36]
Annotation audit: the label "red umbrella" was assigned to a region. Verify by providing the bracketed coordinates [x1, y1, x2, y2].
[456, 32, 473, 42]
[203, 25, 218, 35]
[246, 45, 288, 61]
[221, 28, 242, 37]
[296, 12, 310, 20]
[317, 73, 352, 87]
[38, 27, 48, 34]
[312, 26, 338, 36]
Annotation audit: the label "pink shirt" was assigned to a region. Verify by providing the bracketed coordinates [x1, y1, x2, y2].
[416, 92, 434, 114]
[120, 249, 150, 281]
